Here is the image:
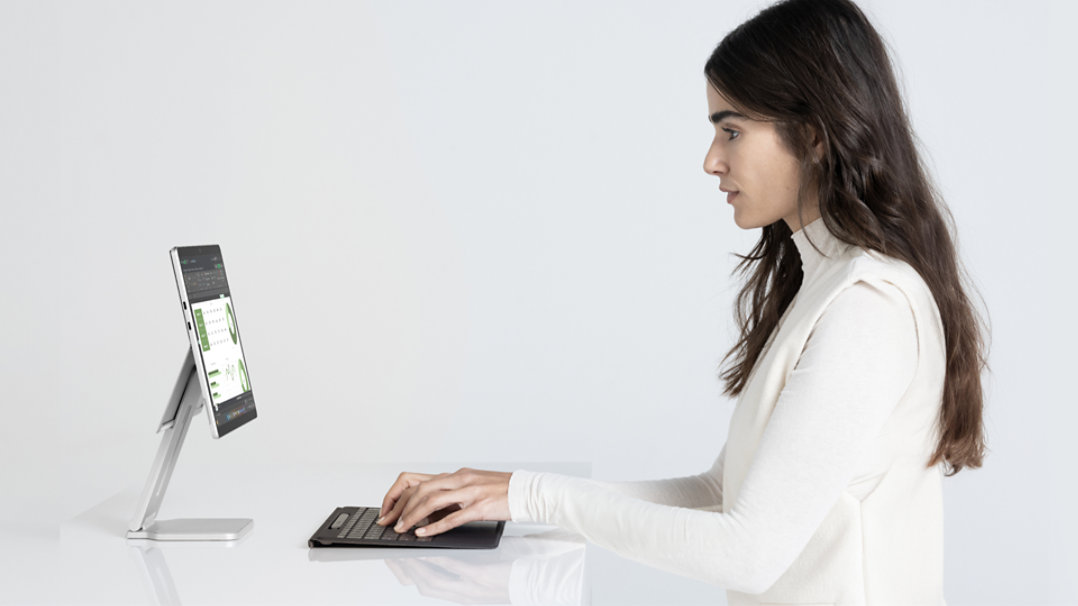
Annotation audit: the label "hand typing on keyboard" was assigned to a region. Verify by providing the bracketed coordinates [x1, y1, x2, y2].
[375, 468, 513, 538]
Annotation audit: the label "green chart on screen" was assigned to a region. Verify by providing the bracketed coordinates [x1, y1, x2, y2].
[191, 296, 250, 409]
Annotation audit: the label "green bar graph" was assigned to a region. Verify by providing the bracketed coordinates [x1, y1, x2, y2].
[193, 309, 210, 351]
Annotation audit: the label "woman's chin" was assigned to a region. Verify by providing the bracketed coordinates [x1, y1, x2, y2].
[732, 212, 757, 231]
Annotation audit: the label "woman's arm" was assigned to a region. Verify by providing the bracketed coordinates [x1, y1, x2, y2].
[587, 446, 725, 510]
[508, 280, 919, 593]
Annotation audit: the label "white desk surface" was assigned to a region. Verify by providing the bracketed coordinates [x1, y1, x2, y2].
[2, 461, 728, 605]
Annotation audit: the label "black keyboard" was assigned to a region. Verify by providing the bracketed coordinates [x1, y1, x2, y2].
[309, 505, 506, 549]
[330, 506, 433, 543]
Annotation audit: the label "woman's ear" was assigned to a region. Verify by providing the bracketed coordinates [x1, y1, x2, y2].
[809, 125, 824, 163]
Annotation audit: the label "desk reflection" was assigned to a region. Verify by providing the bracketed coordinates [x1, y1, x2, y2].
[127, 542, 182, 606]
[307, 528, 587, 605]
[123, 527, 585, 605]
[126, 533, 252, 606]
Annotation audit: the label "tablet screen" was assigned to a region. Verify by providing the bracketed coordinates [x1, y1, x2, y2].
[173, 245, 257, 437]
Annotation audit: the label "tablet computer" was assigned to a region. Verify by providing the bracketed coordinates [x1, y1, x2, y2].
[171, 245, 257, 438]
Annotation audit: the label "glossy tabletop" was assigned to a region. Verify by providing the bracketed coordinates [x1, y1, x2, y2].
[2, 461, 727, 605]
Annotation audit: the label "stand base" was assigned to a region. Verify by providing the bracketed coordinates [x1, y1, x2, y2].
[127, 518, 253, 541]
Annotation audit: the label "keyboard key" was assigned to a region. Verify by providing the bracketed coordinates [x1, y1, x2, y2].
[322, 506, 446, 544]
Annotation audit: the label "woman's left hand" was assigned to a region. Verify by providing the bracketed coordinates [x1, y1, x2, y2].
[375, 468, 513, 537]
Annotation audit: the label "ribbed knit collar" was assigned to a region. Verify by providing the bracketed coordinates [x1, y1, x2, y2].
[790, 216, 852, 282]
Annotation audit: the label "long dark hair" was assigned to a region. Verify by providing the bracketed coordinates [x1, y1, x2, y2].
[707, 0, 989, 476]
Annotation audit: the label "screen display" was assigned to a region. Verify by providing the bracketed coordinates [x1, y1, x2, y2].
[174, 245, 257, 437]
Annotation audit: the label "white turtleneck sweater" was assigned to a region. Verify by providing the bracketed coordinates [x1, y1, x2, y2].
[507, 216, 947, 603]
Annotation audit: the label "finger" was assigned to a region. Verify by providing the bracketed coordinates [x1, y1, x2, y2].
[384, 488, 447, 529]
[379, 472, 432, 517]
[428, 503, 463, 523]
[379, 484, 418, 527]
[393, 479, 463, 532]
[414, 506, 480, 538]
[397, 486, 477, 534]
[378, 472, 432, 523]
[377, 483, 408, 525]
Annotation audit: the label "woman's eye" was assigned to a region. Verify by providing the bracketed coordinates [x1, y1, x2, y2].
[722, 127, 740, 141]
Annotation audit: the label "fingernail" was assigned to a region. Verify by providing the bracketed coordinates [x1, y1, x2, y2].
[395, 522, 403, 532]
[377, 516, 384, 524]
[415, 527, 426, 536]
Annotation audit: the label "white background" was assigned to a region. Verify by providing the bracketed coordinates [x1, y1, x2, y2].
[1, 1, 1076, 603]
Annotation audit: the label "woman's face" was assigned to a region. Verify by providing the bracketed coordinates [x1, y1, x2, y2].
[703, 84, 819, 232]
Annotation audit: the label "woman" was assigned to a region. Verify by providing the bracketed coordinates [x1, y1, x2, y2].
[375, 0, 989, 603]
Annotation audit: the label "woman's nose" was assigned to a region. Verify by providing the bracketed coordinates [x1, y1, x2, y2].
[703, 142, 727, 176]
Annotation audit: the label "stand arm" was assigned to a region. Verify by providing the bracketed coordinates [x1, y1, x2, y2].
[126, 348, 252, 541]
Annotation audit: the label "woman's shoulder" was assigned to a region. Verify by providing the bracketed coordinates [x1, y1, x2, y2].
[832, 247, 943, 335]
[834, 247, 931, 296]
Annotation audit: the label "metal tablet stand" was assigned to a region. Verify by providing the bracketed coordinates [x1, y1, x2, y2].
[126, 348, 253, 541]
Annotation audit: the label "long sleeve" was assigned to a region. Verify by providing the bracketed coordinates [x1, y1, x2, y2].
[507, 280, 918, 594]
[587, 445, 724, 510]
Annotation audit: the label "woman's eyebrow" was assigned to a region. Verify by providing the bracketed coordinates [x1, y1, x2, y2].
[709, 110, 748, 124]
